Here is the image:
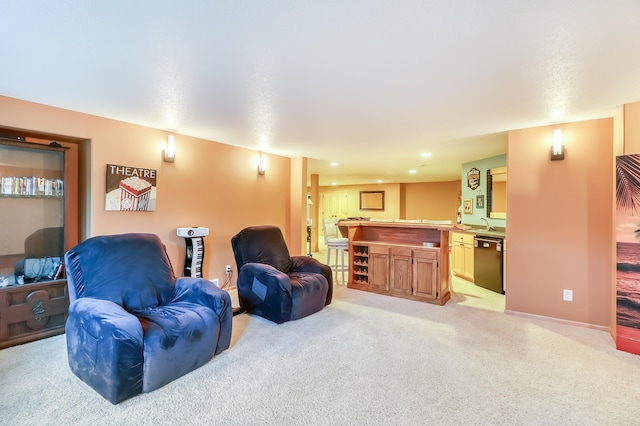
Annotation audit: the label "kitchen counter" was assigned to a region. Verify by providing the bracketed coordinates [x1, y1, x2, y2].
[454, 226, 506, 239]
[338, 219, 505, 238]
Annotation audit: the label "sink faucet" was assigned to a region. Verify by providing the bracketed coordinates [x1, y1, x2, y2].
[481, 217, 495, 231]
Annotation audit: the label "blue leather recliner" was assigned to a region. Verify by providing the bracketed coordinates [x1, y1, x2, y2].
[64, 233, 232, 404]
[231, 225, 332, 324]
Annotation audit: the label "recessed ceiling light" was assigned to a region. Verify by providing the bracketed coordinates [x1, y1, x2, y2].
[330, 162, 339, 167]
[409, 169, 417, 174]
[421, 152, 432, 157]
[377, 179, 383, 183]
[332, 182, 337, 185]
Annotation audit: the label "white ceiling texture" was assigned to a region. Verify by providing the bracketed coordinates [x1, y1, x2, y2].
[2, 1, 640, 185]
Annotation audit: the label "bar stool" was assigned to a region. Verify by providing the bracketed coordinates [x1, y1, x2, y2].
[322, 219, 349, 285]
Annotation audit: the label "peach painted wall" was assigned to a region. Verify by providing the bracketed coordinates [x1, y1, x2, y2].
[289, 157, 306, 254]
[506, 118, 614, 326]
[624, 102, 640, 154]
[0, 96, 293, 284]
[401, 180, 461, 222]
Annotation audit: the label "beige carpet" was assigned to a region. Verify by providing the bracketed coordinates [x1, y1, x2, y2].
[1, 277, 640, 425]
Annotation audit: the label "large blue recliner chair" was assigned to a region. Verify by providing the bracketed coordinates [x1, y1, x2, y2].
[231, 225, 332, 324]
[64, 233, 232, 404]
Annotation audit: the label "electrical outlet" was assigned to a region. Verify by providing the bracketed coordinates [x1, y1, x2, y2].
[225, 265, 232, 275]
[563, 289, 573, 301]
[211, 278, 219, 287]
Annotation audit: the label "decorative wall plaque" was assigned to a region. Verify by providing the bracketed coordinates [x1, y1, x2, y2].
[467, 167, 480, 190]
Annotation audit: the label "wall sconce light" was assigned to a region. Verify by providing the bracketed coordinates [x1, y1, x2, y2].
[551, 129, 564, 161]
[257, 153, 267, 175]
[164, 135, 175, 163]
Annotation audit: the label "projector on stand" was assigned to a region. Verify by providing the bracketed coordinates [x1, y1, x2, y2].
[176, 227, 209, 277]
[177, 227, 209, 238]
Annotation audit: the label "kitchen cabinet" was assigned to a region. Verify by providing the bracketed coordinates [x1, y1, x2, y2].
[413, 249, 438, 299]
[369, 245, 390, 291]
[451, 231, 474, 282]
[390, 246, 412, 295]
[390, 246, 438, 300]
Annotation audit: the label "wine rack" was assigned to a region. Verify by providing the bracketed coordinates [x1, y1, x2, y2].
[352, 245, 369, 284]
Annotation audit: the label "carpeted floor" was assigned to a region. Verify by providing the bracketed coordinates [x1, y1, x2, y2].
[1, 274, 640, 425]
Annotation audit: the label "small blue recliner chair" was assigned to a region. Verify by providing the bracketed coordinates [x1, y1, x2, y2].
[231, 225, 332, 324]
[64, 233, 232, 404]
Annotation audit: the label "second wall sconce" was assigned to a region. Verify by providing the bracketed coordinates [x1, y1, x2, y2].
[551, 129, 564, 161]
[164, 135, 176, 163]
[258, 153, 267, 175]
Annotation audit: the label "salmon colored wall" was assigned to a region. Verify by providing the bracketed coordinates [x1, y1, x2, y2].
[289, 157, 306, 255]
[401, 180, 460, 222]
[506, 118, 614, 326]
[624, 102, 640, 154]
[0, 96, 293, 284]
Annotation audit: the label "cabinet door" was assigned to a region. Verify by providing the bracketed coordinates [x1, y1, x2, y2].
[451, 243, 465, 275]
[413, 249, 438, 299]
[390, 246, 412, 295]
[320, 190, 348, 224]
[0, 140, 66, 282]
[369, 245, 389, 291]
[463, 244, 474, 280]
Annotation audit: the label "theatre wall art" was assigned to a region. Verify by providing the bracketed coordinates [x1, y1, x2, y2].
[105, 164, 157, 211]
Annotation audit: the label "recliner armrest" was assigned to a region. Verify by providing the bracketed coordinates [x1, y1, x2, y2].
[239, 263, 292, 294]
[66, 298, 143, 404]
[68, 297, 143, 344]
[172, 277, 233, 354]
[173, 277, 232, 315]
[236, 263, 294, 323]
[290, 256, 333, 306]
[291, 255, 332, 277]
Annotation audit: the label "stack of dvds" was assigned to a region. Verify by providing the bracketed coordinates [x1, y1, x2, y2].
[0, 176, 63, 196]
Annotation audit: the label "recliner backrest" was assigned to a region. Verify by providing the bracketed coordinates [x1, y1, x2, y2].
[231, 225, 293, 273]
[65, 233, 175, 311]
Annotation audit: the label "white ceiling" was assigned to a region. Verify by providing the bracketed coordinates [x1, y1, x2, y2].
[2, 1, 640, 186]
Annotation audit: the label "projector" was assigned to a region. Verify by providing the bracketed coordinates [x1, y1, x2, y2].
[177, 227, 209, 238]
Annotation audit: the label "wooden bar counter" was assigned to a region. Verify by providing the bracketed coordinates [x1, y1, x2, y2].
[339, 220, 451, 305]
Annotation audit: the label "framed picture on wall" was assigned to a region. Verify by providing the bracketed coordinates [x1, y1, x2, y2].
[463, 198, 473, 214]
[359, 190, 385, 211]
[476, 194, 485, 209]
[105, 164, 157, 211]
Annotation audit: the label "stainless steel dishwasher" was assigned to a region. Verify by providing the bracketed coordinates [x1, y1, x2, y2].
[473, 236, 504, 294]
